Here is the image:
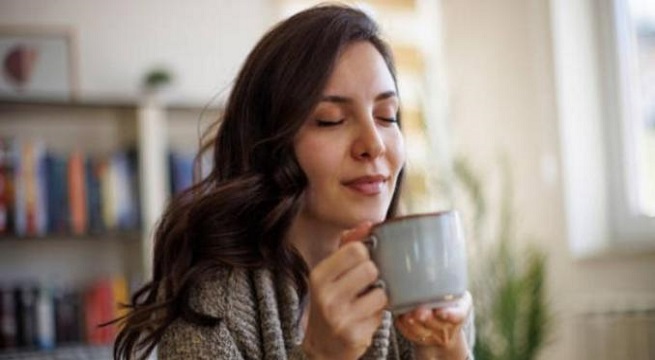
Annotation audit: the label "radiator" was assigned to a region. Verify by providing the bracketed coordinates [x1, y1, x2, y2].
[573, 293, 655, 360]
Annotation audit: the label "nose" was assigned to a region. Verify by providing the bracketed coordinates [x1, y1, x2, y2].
[351, 117, 385, 161]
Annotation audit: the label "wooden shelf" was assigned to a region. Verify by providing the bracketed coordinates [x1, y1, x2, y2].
[0, 97, 222, 112]
[0, 345, 112, 360]
[0, 231, 141, 243]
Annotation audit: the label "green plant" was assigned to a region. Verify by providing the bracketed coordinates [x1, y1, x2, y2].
[452, 156, 551, 360]
[143, 68, 172, 90]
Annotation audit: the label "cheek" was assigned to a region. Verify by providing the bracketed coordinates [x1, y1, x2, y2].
[294, 136, 339, 186]
[387, 132, 406, 173]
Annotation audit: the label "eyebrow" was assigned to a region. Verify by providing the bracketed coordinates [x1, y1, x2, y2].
[320, 90, 397, 104]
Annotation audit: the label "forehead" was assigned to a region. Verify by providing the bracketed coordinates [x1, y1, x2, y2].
[322, 41, 395, 96]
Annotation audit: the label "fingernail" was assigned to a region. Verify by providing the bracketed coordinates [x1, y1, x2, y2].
[419, 312, 428, 322]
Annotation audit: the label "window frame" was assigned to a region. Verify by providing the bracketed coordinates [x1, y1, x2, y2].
[602, 0, 655, 244]
[551, 0, 655, 258]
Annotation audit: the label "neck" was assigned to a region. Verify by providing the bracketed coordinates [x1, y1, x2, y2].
[286, 212, 343, 269]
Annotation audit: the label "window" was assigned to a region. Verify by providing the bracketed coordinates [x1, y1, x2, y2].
[623, 0, 655, 215]
[604, 0, 655, 245]
[551, 0, 655, 257]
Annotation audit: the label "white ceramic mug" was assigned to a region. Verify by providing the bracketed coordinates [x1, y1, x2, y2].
[366, 211, 468, 314]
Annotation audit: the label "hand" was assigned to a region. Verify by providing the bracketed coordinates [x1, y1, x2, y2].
[301, 222, 387, 360]
[394, 291, 473, 359]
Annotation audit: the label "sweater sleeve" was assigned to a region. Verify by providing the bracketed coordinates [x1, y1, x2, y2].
[463, 307, 475, 359]
[157, 318, 245, 360]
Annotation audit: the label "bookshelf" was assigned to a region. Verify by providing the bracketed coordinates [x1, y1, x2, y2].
[0, 99, 219, 355]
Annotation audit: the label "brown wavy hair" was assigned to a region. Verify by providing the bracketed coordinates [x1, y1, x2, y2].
[112, 4, 404, 359]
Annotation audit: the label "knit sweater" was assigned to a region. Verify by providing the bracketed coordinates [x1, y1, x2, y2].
[158, 266, 475, 359]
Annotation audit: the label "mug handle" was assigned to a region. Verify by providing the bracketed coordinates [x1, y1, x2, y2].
[362, 234, 378, 253]
[358, 235, 386, 296]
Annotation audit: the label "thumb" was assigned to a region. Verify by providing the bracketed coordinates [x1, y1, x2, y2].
[339, 221, 374, 247]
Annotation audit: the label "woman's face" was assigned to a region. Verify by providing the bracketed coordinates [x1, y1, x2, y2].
[294, 41, 405, 230]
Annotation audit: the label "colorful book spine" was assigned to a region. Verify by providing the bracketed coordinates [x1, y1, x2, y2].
[113, 151, 140, 230]
[4, 279, 132, 349]
[14, 285, 37, 348]
[0, 286, 17, 349]
[13, 140, 48, 237]
[45, 154, 69, 234]
[35, 287, 55, 350]
[0, 138, 16, 236]
[3, 138, 144, 236]
[86, 157, 104, 234]
[13, 140, 26, 236]
[68, 151, 87, 235]
[84, 278, 117, 345]
[53, 288, 83, 345]
[36, 143, 48, 236]
[99, 156, 116, 230]
[169, 151, 194, 195]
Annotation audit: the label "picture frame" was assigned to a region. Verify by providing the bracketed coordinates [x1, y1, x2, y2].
[0, 27, 78, 101]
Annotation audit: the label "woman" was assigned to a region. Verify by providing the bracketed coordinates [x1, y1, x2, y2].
[114, 4, 474, 359]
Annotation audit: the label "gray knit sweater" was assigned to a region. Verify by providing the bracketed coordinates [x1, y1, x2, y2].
[158, 267, 474, 359]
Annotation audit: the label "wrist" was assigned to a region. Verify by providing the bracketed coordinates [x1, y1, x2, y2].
[301, 339, 336, 360]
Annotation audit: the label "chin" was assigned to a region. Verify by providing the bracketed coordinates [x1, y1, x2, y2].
[343, 209, 388, 227]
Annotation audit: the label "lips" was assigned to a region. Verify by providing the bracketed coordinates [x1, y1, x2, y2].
[342, 175, 388, 196]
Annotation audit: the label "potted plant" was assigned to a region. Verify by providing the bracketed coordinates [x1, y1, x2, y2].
[450, 156, 552, 360]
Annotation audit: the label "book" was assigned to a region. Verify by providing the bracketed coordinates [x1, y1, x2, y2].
[45, 153, 70, 234]
[83, 279, 114, 345]
[0, 138, 16, 236]
[53, 288, 83, 345]
[14, 140, 48, 237]
[169, 151, 194, 195]
[35, 287, 55, 350]
[98, 156, 116, 230]
[0, 285, 17, 349]
[68, 151, 87, 235]
[112, 151, 139, 231]
[14, 285, 37, 348]
[85, 156, 104, 234]
[111, 276, 129, 323]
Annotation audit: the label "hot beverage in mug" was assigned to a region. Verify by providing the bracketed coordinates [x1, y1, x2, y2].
[366, 211, 468, 314]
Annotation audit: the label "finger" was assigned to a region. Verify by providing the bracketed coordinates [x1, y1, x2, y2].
[351, 287, 388, 319]
[394, 314, 433, 344]
[398, 312, 451, 347]
[413, 306, 433, 323]
[433, 291, 472, 324]
[312, 222, 373, 284]
[336, 260, 380, 299]
[353, 310, 386, 347]
[339, 222, 373, 246]
[312, 242, 370, 285]
[421, 311, 458, 339]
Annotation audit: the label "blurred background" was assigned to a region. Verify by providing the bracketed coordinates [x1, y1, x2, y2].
[1, 0, 654, 359]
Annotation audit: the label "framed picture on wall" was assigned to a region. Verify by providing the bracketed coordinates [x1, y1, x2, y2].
[0, 27, 78, 101]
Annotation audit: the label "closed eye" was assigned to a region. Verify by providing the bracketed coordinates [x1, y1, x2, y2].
[377, 116, 397, 124]
[316, 119, 345, 127]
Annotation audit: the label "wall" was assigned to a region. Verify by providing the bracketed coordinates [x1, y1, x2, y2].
[0, 0, 272, 105]
[441, 0, 655, 358]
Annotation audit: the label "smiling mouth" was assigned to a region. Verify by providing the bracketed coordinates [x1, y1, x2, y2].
[342, 175, 388, 196]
